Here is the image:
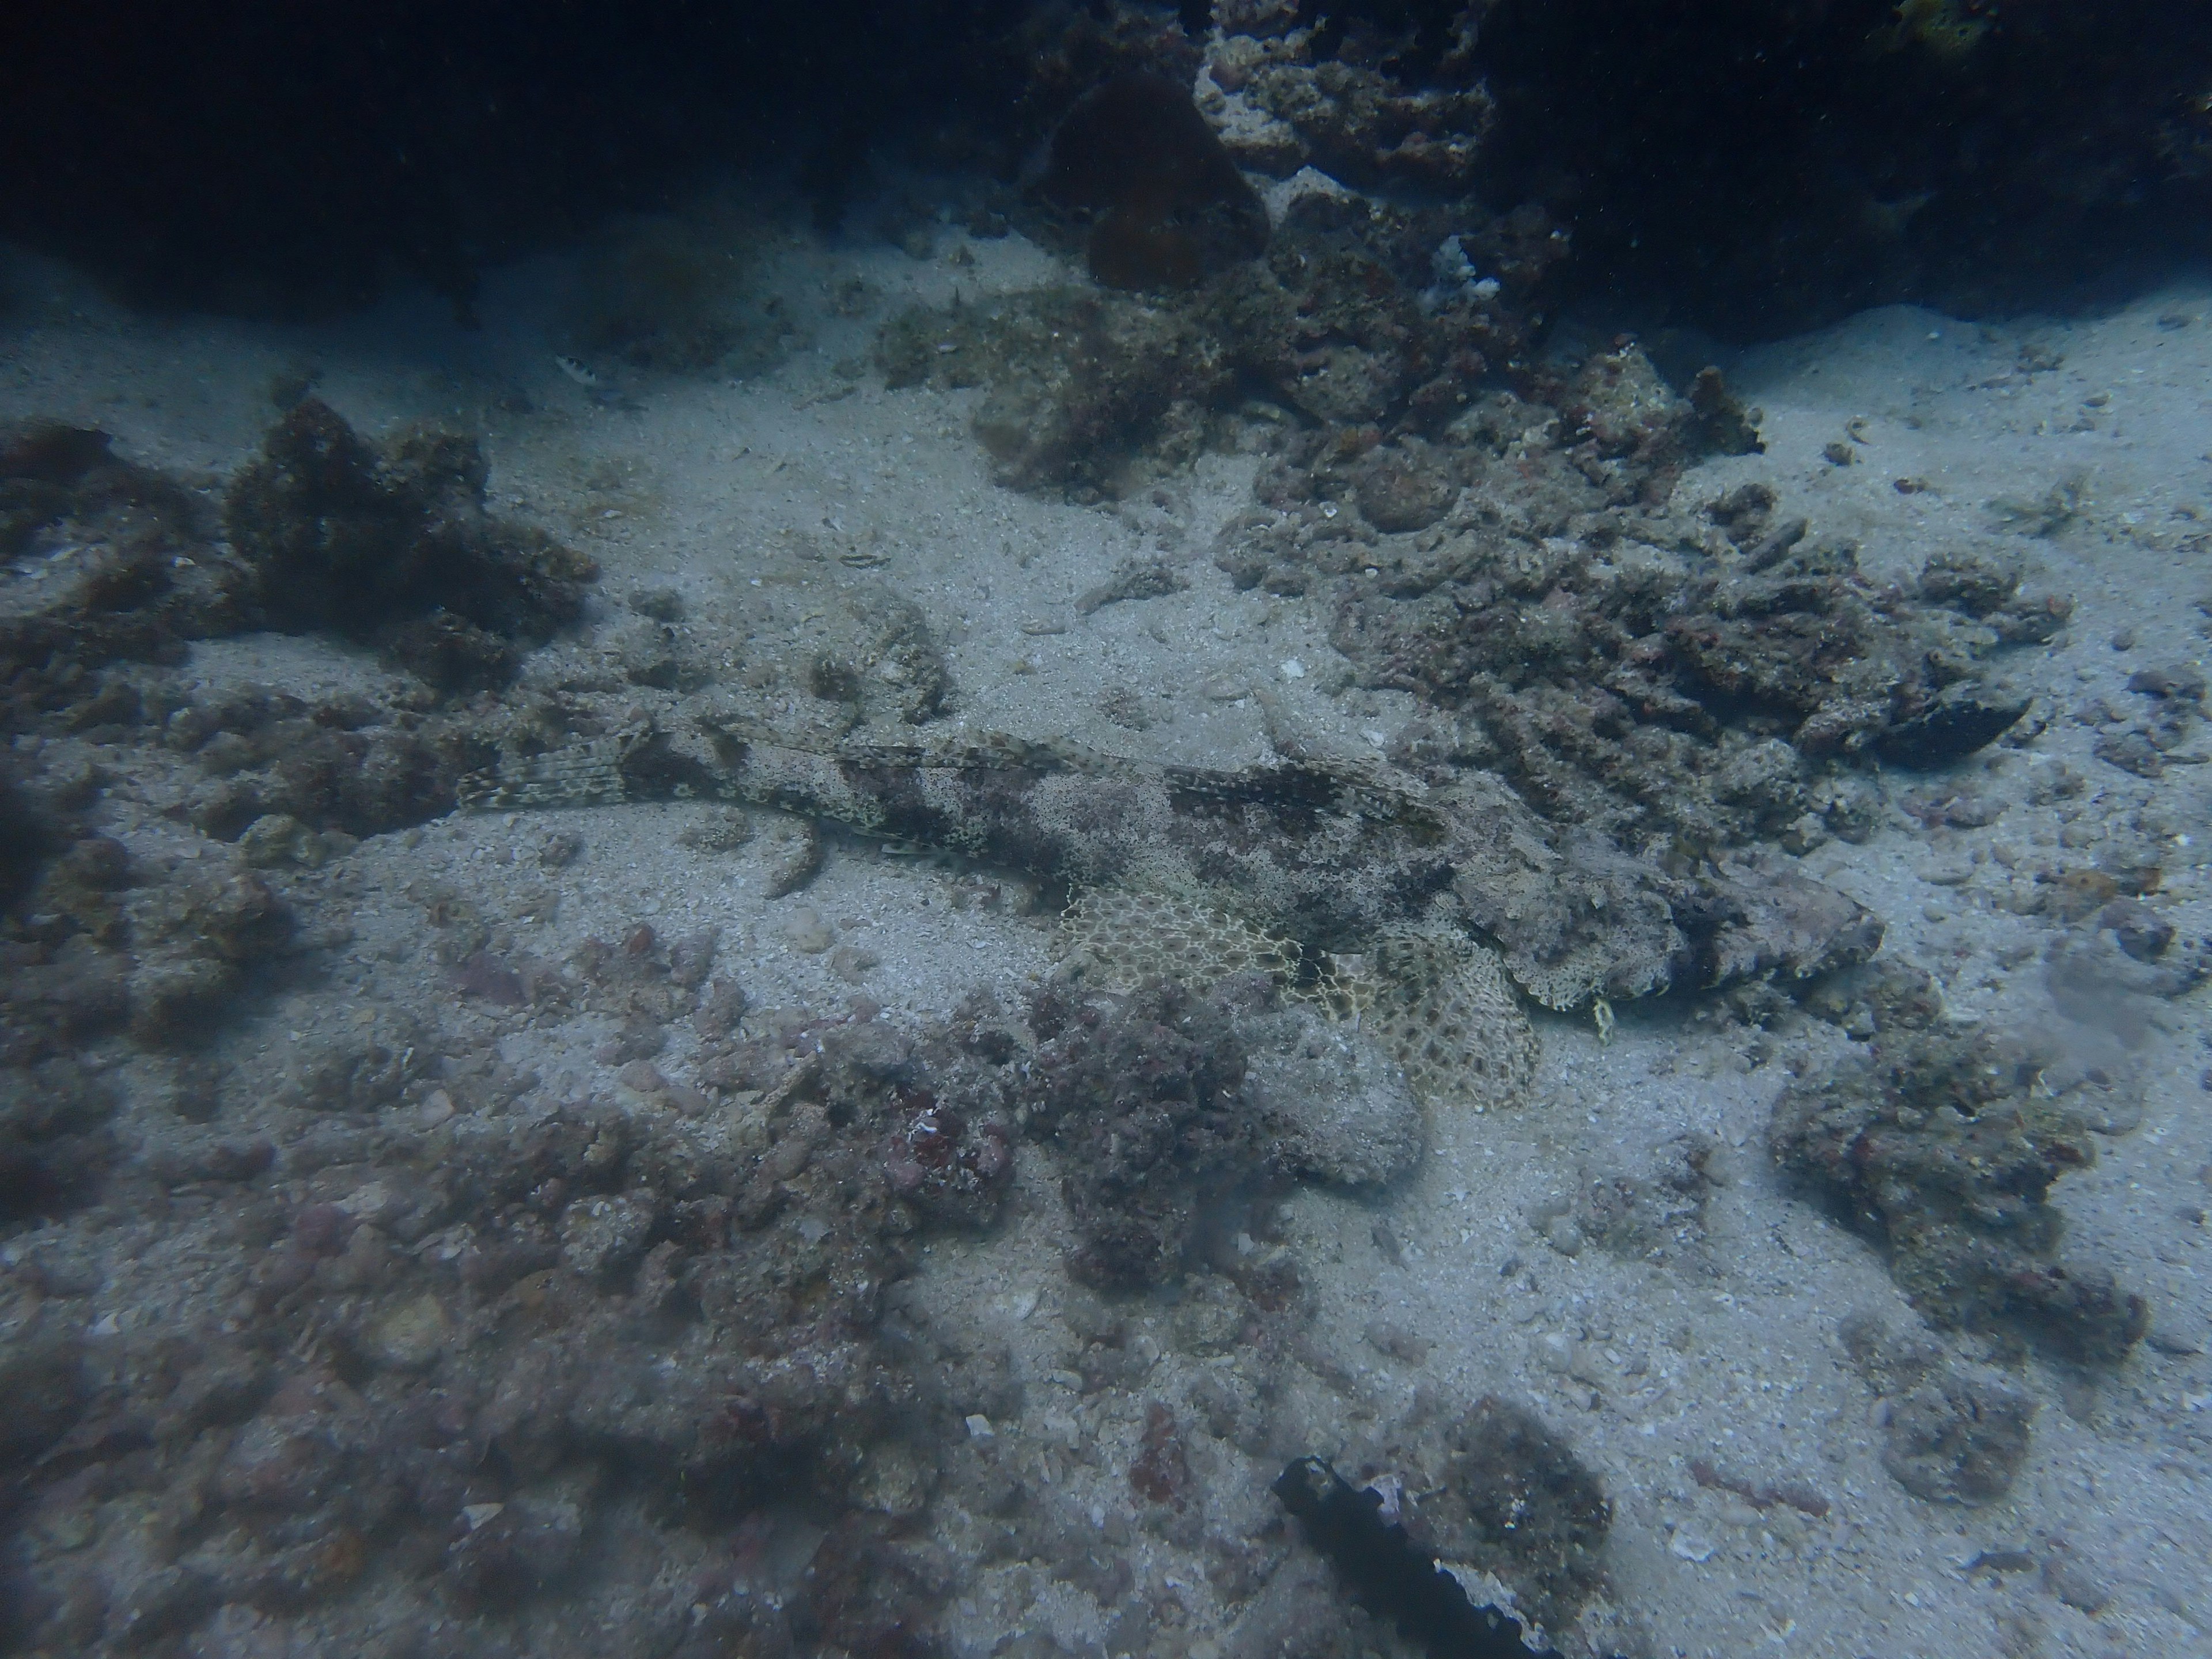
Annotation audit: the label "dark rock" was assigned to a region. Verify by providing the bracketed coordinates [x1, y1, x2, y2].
[1918, 549, 2023, 617]
[1695, 861, 1885, 988]
[1311, 472, 2061, 851]
[1881, 1374, 2035, 1506]
[1355, 447, 1457, 532]
[280, 1012, 433, 1113]
[1873, 679, 2031, 767]
[0, 1057, 118, 1219]
[0, 1310, 86, 1468]
[381, 610, 520, 694]
[2098, 897, 2174, 963]
[1234, 45, 1493, 194]
[2093, 726, 2168, 778]
[0, 431, 251, 727]
[1247, 1004, 1425, 1190]
[1771, 1027, 2147, 1363]
[1, 422, 118, 486]
[1075, 555, 1190, 615]
[0, 764, 56, 912]
[1016, 980, 1267, 1289]
[2126, 664, 2207, 702]
[1685, 366, 1763, 456]
[1425, 1395, 1611, 1635]
[224, 398, 597, 675]
[106, 1563, 219, 1647]
[1273, 1456, 1558, 1659]
[1567, 1134, 1720, 1264]
[1041, 73, 1270, 291]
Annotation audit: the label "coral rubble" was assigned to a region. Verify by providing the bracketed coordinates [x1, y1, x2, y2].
[225, 398, 598, 690]
[1772, 1027, 2149, 1365]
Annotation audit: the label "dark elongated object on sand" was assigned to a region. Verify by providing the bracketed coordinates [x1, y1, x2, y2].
[1273, 1457, 1600, 1659]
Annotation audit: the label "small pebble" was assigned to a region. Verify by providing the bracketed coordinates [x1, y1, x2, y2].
[830, 944, 880, 982]
[782, 906, 835, 953]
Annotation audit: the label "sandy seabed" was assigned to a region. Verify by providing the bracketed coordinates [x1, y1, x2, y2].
[2, 218, 2209, 1659]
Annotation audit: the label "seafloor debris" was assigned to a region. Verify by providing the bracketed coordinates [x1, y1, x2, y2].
[1039, 71, 1270, 290]
[0, 423, 252, 722]
[1839, 1312, 2039, 1506]
[1426, 1395, 1614, 1637]
[1685, 1455, 1830, 1520]
[1274, 1453, 1601, 1659]
[877, 285, 1233, 497]
[1772, 1027, 2149, 1364]
[1300, 479, 2061, 849]
[1018, 977, 1265, 1289]
[876, 184, 1558, 497]
[225, 397, 599, 689]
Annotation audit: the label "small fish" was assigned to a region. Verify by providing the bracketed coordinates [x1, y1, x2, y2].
[553, 354, 601, 388]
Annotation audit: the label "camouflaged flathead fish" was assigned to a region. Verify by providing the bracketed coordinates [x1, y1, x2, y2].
[460, 715, 1882, 1110]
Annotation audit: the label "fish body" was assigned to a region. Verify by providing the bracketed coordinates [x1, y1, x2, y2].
[462, 719, 1547, 1109]
[459, 717, 1882, 1108]
[458, 718, 1725, 1009]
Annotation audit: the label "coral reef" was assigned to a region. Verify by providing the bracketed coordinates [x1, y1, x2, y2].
[1216, 25, 1494, 194]
[0, 979, 1025, 1654]
[1252, 473, 2061, 851]
[0, 891, 1582, 1657]
[0, 423, 253, 722]
[879, 285, 1233, 498]
[877, 187, 1560, 498]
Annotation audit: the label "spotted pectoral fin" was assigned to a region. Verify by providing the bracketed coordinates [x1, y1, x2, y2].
[1324, 931, 1539, 1113]
[1053, 889, 1538, 1113]
[1055, 887, 1304, 989]
[457, 736, 639, 810]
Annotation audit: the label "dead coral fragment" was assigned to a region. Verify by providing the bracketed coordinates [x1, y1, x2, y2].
[1881, 1372, 2036, 1505]
[1, 424, 251, 721]
[1428, 1395, 1612, 1637]
[1274, 1455, 1559, 1659]
[224, 398, 596, 684]
[1771, 1028, 2147, 1364]
[1042, 73, 1270, 291]
[1317, 485, 2059, 850]
[1017, 979, 1268, 1290]
[878, 286, 1232, 497]
[1237, 51, 1494, 192]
